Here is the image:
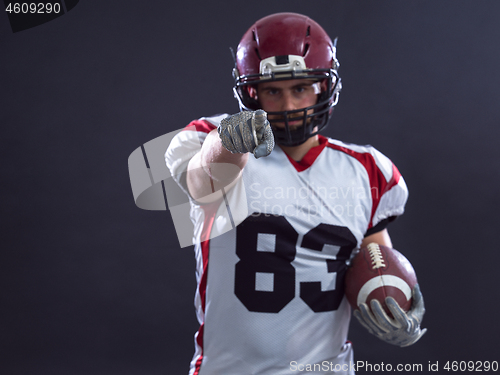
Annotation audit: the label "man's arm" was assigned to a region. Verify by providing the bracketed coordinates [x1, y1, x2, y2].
[186, 128, 249, 202]
[360, 228, 392, 248]
[186, 110, 274, 202]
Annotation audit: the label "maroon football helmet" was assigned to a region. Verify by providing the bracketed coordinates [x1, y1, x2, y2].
[232, 12, 341, 146]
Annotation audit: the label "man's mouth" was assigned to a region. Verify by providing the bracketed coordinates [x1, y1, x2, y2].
[270, 116, 304, 128]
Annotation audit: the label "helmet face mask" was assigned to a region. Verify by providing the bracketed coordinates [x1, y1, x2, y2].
[232, 13, 342, 147]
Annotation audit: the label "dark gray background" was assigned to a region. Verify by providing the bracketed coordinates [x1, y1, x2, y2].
[1, 1, 499, 374]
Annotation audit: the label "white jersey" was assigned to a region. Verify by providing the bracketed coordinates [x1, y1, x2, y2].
[165, 115, 408, 375]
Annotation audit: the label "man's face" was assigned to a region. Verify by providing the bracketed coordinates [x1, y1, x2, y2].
[253, 79, 320, 128]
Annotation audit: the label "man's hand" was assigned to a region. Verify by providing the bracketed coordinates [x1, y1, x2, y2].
[353, 284, 427, 347]
[218, 110, 275, 159]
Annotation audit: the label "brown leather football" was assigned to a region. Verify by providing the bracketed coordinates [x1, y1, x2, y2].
[345, 243, 417, 314]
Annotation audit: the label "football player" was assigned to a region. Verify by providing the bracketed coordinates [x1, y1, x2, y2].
[165, 12, 426, 374]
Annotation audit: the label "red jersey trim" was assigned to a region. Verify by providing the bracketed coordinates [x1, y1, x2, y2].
[183, 119, 217, 134]
[193, 323, 204, 375]
[284, 135, 329, 172]
[193, 201, 220, 374]
[325, 141, 401, 229]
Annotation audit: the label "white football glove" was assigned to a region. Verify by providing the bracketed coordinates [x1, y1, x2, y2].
[218, 110, 275, 159]
[353, 284, 427, 347]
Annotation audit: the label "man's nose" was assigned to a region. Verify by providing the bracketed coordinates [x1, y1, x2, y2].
[280, 91, 296, 112]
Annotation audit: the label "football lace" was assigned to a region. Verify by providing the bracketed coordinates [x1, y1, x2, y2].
[367, 243, 386, 269]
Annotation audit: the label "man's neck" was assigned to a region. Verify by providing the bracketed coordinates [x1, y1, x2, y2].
[279, 135, 320, 162]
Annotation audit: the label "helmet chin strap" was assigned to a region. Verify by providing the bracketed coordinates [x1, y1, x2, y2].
[266, 87, 335, 147]
[270, 115, 314, 147]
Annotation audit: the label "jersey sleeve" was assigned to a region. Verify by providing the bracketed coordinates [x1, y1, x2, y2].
[326, 138, 408, 236]
[365, 146, 408, 233]
[164, 115, 225, 196]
